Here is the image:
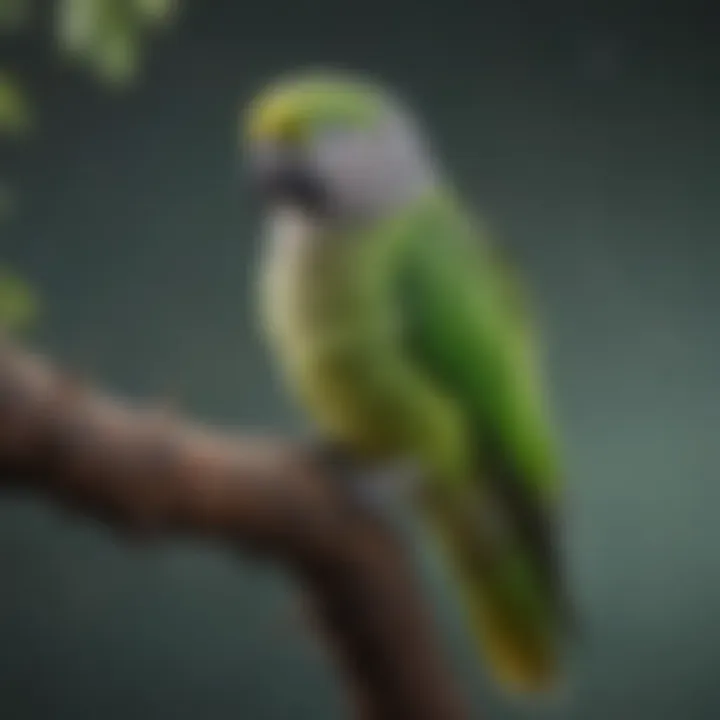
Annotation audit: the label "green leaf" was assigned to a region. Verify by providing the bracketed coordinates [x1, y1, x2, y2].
[57, 0, 145, 86]
[56, 0, 184, 87]
[0, 266, 39, 333]
[56, 0, 105, 57]
[132, 0, 177, 26]
[0, 71, 32, 135]
[89, 25, 142, 86]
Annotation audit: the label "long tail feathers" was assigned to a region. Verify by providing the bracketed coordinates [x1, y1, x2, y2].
[428, 503, 570, 700]
[464, 569, 564, 696]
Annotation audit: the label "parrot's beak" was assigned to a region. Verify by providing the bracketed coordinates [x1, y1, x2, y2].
[247, 142, 327, 212]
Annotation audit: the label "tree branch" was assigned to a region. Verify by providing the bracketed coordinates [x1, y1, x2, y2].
[0, 341, 469, 720]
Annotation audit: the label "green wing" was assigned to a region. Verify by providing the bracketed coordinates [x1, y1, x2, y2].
[396, 193, 565, 611]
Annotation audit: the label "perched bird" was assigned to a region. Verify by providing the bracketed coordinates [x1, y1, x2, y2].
[242, 70, 571, 696]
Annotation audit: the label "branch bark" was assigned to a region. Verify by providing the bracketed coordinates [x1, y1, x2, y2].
[0, 341, 469, 720]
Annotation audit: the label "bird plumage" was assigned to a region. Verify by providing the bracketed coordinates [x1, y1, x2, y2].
[246, 72, 571, 696]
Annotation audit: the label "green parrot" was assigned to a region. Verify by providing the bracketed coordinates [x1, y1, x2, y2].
[242, 71, 571, 695]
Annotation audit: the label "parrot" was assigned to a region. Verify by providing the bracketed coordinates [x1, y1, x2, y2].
[241, 70, 572, 696]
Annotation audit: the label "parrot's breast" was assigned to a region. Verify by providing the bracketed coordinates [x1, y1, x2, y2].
[259, 207, 407, 457]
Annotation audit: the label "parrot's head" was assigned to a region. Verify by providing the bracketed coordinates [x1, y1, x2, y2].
[241, 70, 438, 222]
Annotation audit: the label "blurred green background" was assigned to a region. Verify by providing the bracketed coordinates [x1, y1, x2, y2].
[0, 1, 718, 718]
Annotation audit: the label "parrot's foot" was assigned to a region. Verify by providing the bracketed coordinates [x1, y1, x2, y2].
[307, 438, 422, 521]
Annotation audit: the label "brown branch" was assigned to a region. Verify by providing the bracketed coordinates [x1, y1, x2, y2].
[0, 341, 469, 720]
